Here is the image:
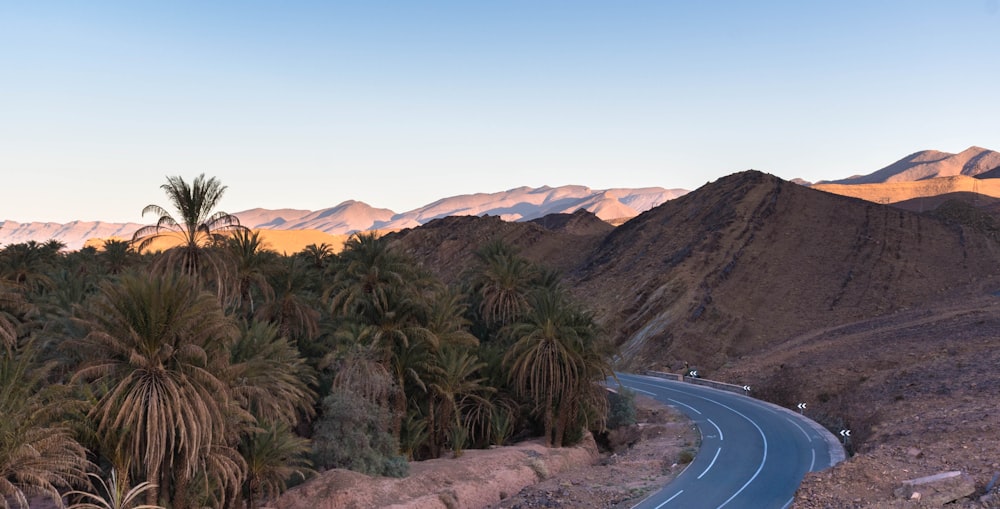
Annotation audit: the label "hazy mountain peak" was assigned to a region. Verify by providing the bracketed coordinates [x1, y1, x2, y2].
[821, 146, 1000, 185]
[1, 185, 686, 250]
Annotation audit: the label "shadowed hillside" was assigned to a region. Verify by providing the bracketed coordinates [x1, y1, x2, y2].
[567, 171, 1000, 370]
[360, 171, 1000, 506]
[388, 209, 613, 285]
[388, 171, 1000, 374]
[387, 171, 1000, 373]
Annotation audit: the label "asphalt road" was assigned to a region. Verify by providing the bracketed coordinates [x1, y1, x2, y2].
[614, 373, 845, 509]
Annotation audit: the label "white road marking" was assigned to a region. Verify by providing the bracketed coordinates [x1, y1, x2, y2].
[632, 387, 656, 396]
[618, 375, 807, 508]
[654, 490, 684, 508]
[810, 448, 816, 472]
[667, 398, 703, 415]
[702, 396, 768, 509]
[782, 496, 795, 509]
[621, 377, 707, 416]
[697, 447, 722, 479]
[706, 418, 724, 441]
[785, 416, 813, 443]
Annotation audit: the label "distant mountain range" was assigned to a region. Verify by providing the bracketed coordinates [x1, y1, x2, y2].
[816, 146, 1000, 185]
[4, 146, 998, 250]
[0, 185, 686, 250]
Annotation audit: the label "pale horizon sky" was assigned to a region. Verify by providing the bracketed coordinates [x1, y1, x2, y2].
[2, 1, 999, 223]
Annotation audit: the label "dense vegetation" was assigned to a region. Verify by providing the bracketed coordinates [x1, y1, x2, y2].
[0, 175, 615, 509]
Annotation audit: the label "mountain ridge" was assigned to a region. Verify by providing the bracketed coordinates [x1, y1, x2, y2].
[0, 185, 687, 250]
[6, 145, 1000, 250]
[819, 146, 1000, 185]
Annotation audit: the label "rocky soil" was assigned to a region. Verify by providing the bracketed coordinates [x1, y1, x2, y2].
[273, 395, 696, 509]
[488, 395, 698, 509]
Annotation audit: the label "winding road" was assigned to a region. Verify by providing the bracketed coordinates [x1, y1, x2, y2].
[614, 373, 845, 509]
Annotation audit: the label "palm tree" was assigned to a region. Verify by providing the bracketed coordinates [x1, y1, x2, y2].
[239, 420, 312, 509]
[131, 174, 246, 287]
[327, 232, 424, 324]
[223, 229, 276, 317]
[255, 257, 321, 345]
[227, 321, 316, 426]
[66, 470, 164, 509]
[468, 242, 536, 330]
[503, 288, 611, 447]
[0, 347, 90, 509]
[0, 241, 57, 294]
[327, 232, 439, 437]
[363, 296, 438, 437]
[71, 273, 240, 508]
[98, 239, 137, 276]
[0, 281, 32, 352]
[328, 342, 396, 409]
[425, 286, 478, 349]
[297, 243, 335, 272]
[427, 347, 492, 457]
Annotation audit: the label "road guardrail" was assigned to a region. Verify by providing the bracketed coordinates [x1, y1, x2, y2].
[643, 370, 749, 396]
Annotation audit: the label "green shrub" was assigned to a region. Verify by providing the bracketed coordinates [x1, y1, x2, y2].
[678, 449, 695, 464]
[607, 387, 637, 429]
[311, 390, 409, 477]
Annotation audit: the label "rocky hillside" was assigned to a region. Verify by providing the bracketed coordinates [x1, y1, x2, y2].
[576, 171, 1000, 371]
[389, 208, 613, 286]
[390, 170, 1000, 506]
[391, 170, 1000, 373]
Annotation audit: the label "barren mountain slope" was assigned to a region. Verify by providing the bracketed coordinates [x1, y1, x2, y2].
[812, 174, 1000, 207]
[711, 295, 1000, 507]
[387, 209, 613, 285]
[890, 192, 1000, 216]
[569, 170, 1000, 371]
[373, 171, 1000, 506]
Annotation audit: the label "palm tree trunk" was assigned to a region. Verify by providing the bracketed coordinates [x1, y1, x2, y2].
[393, 371, 406, 440]
[248, 476, 260, 509]
[429, 400, 439, 458]
[173, 455, 190, 509]
[554, 393, 571, 448]
[544, 390, 554, 447]
[147, 461, 162, 507]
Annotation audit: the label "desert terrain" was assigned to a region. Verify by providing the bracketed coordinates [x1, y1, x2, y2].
[385, 167, 1000, 507]
[13, 148, 1000, 508]
[274, 394, 698, 509]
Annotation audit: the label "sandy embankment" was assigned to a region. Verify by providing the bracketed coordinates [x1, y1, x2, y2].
[272, 435, 599, 509]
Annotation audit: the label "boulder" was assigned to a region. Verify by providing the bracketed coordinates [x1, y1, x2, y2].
[893, 471, 976, 507]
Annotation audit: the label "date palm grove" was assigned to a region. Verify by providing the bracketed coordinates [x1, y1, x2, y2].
[0, 175, 616, 508]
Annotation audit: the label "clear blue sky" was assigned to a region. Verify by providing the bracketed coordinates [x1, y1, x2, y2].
[2, 1, 999, 223]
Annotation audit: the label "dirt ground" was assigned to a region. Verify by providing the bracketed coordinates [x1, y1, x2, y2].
[488, 395, 698, 509]
[274, 395, 697, 509]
